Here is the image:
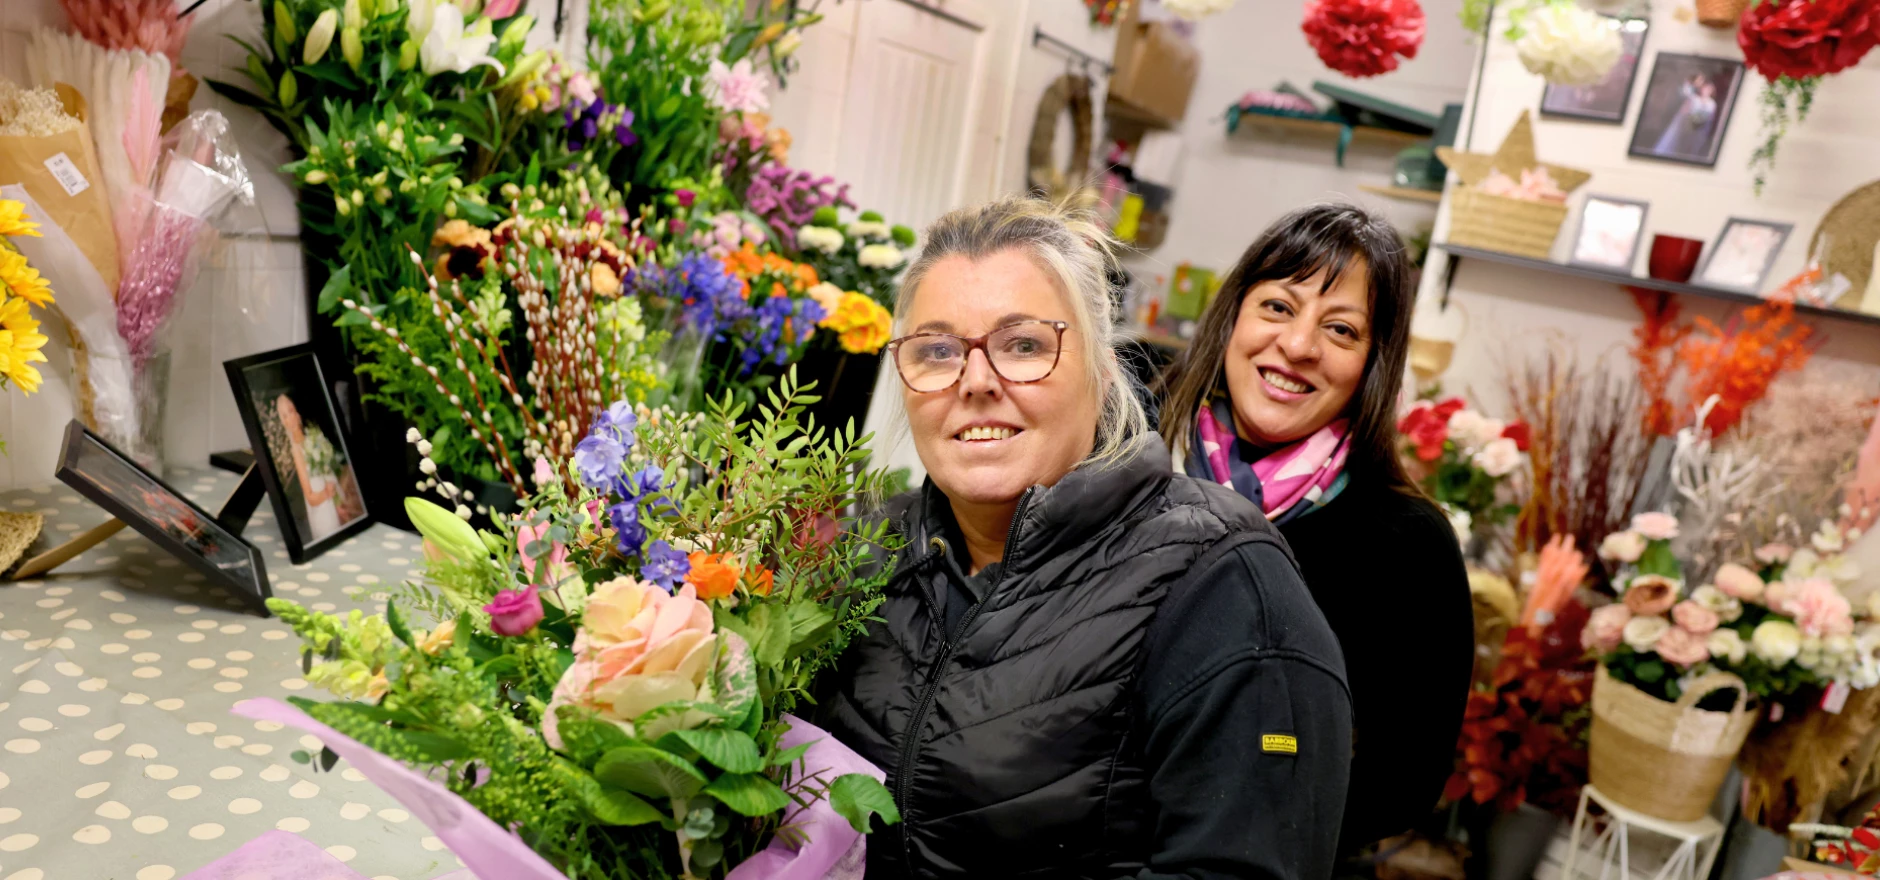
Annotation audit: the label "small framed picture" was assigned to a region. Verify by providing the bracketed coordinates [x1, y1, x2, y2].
[56, 421, 271, 612]
[1541, 16, 1649, 124]
[1568, 195, 1651, 272]
[225, 344, 371, 563]
[1696, 217, 1793, 293]
[1627, 53, 1745, 167]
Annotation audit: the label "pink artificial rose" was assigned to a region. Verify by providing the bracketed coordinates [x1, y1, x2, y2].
[1656, 625, 1712, 668]
[1755, 543, 1794, 564]
[1774, 576, 1855, 638]
[1671, 600, 1720, 635]
[1583, 603, 1633, 653]
[484, 585, 544, 637]
[515, 520, 572, 586]
[1622, 574, 1680, 617]
[1631, 512, 1681, 541]
[1712, 562, 1766, 602]
[1598, 531, 1647, 564]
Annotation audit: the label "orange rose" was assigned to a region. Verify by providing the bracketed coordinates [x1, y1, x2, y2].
[749, 567, 775, 596]
[686, 552, 742, 601]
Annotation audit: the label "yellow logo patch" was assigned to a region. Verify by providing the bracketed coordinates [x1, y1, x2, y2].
[1261, 734, 1298, 755]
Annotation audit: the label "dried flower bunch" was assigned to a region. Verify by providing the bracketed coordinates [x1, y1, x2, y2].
[1508, 348, 1654, 568]
[0, 80, 81, 137]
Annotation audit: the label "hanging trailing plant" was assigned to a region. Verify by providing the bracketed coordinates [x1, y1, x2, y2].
[1737, 0, 1880, 194]
[1748, 75, 1817, 195]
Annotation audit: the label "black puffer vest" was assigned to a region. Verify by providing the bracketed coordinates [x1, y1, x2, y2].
[822, 438, 1291, 878]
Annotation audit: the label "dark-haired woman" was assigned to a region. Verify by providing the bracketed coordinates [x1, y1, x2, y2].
[1159, 203, 1472, 856]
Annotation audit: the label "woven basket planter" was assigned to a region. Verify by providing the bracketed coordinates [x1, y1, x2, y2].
[1588, 665, 1756, 823]
[1437, 111, 1590, 261]
[1697, 0, 1750, 28]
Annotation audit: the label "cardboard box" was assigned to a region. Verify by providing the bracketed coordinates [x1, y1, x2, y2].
[1109, 4, 1199, 126]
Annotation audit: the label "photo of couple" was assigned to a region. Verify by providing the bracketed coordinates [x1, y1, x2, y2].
[226, 346, 369, 560]
[1628, 53, 1744, 167]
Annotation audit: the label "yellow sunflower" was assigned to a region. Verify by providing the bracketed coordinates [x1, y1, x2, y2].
[0, 248, 54, 308]
[0, 200, 41, 239]
[0, 296, 49, 394]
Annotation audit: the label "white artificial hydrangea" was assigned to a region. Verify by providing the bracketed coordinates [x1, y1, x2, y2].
[1515, 2, 1623, 86]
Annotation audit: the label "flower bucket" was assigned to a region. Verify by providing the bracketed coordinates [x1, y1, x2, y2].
[1697, 0, 1749, 28]
[1588, 665, 1755, 822]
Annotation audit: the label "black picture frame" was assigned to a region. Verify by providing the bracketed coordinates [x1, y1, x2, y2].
[1568, 194, 1652, 272]
[55, 421, 271, 614]
[1627, 52, 1745, 168]
[1540, 16, 1649, 124]
[1696, 217, 1794, 294]
[224, 344, 373, 564]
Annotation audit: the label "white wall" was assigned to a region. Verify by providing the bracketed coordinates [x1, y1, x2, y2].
[1423, 1, 1880, 416]
[1, 0, 308, 488]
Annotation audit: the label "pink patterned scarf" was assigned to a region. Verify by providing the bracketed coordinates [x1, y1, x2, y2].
[1187, 399, 1351, 525]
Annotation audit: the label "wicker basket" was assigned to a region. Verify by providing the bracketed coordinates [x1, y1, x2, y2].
[1437, 111, 1591, 261]
[1697, 0, 1750, 27]
[1588, 665, 1755, 823]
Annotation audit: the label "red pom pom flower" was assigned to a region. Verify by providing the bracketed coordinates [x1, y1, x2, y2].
[1737, 0, 1880, 81]
[1302, 0, 1426, 78]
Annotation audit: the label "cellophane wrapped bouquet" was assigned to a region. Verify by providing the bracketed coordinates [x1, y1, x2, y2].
[263, 376, 904, 879]
[1584, 512, 1872, 702]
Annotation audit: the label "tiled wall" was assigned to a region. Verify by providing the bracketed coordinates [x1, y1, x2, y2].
[2, 0, 308, 489]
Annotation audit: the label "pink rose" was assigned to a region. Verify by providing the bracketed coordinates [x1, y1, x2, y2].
[1712, 563, 1766, 602]
[1631, 512, 1681, 541]
[1656, 625, 1712, 668]
[1671, 600, 1720, 635]
[1755, 543, 1794, 564]
[515, 520, 572, 586]
[1583, 603, 1633, 653]
[484, 585, 544, 636]
[543, 580, 721, 748]
[1623, 574, 1680, 617]
[1599, 531, 1647, 564]
[1774, 577, 1854, 638]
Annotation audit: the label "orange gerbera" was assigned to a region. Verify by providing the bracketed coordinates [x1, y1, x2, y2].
[686, 552, 742, 601]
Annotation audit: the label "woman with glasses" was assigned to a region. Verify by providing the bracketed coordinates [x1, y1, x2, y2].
[1157, 204, 1472, 859]
[821, 197, 1354, 879]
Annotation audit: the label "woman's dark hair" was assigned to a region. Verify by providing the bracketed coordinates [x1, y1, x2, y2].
[1157, 202, 1417, 493]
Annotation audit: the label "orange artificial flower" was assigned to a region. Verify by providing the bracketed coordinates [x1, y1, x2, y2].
[686, 552, 742, 601]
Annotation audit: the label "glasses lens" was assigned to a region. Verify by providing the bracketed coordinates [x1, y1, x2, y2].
[988, 323, 1060, 382]
[897, 335, 966, 392]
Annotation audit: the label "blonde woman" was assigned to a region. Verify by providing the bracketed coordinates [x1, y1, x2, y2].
[821, 198, 1352, 879]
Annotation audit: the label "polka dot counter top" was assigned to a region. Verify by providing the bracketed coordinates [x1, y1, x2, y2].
[0, 468, 463, 880]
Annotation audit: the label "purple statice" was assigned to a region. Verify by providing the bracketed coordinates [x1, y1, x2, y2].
[746, 165, 854, 251]
[640, 539, 691, 592]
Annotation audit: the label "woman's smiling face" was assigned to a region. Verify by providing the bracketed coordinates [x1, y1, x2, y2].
[1222, 261, 1374, 447]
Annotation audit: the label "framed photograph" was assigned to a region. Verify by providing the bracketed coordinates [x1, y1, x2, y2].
[225, 344, 371, 563]
[1541, 16, 1649, 124]
[1628, 53, 1745, 167]
[1568, 195, 1651, 272]
[55, 421, 270, 612]
[1696, 217, 1793, 293]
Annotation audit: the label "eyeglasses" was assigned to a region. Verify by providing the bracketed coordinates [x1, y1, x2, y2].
[885, 320, 1070, 393]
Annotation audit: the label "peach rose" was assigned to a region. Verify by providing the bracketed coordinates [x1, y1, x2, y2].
[1712, 563, 1765, 602]
[1631, 512, 1680, 541]
[1599, 531, 1647, 564]
[1773, 577, 1854, 638]
[1754, 543, 1793, 565]
[1656, 625, 1711, 668]
[543, 578, 718, 749]
[1583, 603, 1632, 653]
[1671, 600, 1720, 635]
[1622, 574, 1679, 617]
[687, 552, 742, 601]
[1623, 615, 1670, 652]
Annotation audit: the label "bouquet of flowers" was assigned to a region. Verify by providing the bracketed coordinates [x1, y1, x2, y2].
[0, 198, 53, 406]
[1398, 396, 1532, 541]
[302, 424, 341, 478]
[792, 207, 915, 309]
[262, 375, 903, 878]
[1584, 512, 1872, 702]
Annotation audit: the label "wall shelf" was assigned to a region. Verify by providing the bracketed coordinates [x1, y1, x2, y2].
[1360, 184, 1442, 203]
[1227, 114, 1429, 167]
[1436, 243, 1880, 328]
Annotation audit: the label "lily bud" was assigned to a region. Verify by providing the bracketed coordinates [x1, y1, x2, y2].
[774, 31, 802, 58]
[398, 39, 419, 70]
[468, 16, 493, 39]
[303, 9, 339, 64]
[496, 49, 548, 87]
[341, 26, 365, 72]
[273, 0, 297, 44]
[497, 14, 534, 53]
[343, 0, 363, 28]
[304, 169, 329, 184]
[277, 69, 299, 105]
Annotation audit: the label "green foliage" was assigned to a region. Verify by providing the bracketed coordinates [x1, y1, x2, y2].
[828, 773, 900, 833]
[1749, 75, 1818, 196]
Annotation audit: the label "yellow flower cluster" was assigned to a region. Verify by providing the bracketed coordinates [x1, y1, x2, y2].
[0, 199, 52, 395]
[814, 286, 892, 355]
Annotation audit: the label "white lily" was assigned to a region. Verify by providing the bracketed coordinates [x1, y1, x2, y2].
[418, 2, 505, 76]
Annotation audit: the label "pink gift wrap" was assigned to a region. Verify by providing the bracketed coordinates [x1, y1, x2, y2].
[224, 698, 876, 880]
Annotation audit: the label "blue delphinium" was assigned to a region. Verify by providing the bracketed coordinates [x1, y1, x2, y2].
[609, 499, 646, 555]
[571, 434, 625, 489]
[640, 539, 691, 592]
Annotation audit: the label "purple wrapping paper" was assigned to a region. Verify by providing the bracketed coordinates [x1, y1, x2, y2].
[226, 698, 873, 880]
